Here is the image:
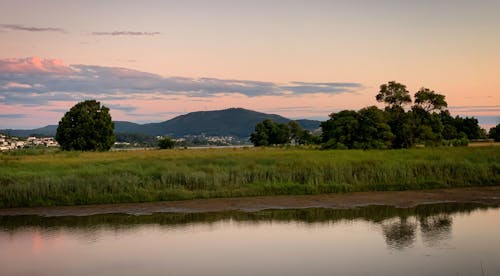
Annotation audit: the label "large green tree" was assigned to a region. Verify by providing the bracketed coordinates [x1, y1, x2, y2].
[321, 110, 359, 149]
[376, 81, 412, 108]
[414, 88, 448, 112]
[56, 100, 115, 151]
[321, 107, 394, 149]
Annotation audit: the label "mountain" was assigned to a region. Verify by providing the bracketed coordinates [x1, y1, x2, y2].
[0, 125, 58, 137]
[1, 108, 321, 138]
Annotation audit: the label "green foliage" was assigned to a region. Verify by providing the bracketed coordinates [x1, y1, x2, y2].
[442, 137, 469, 147]
[250, 119, 290, 146]
[321, 110, 359, 148]
[55, 100, 115, 151]
[250, 119, 318, 146]
[158, 137, 176, 149]
[489, 123, 500, 142]
[411, 106, 443, 146]
[321, 107, 393, 149]
[376, 81, 412, 108]
[385, 106, 415, 148]
[288, 121, 303, 143]
[414, 88, 447, 112]
[320, 81, 485, 149]
[453, 116, 485, 140]
[357, 106, 394, 149]
[0, 147, 498, 208]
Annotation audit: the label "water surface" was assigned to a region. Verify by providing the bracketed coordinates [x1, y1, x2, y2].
[1, 203, 499, 275]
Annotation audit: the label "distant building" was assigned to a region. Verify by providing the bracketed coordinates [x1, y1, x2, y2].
[0, 135, 59, 151]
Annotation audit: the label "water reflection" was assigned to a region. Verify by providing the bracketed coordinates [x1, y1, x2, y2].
[0, 203, 492, 250]
[381, 217, 417, 250]
[419, 213, 452, 247]
[1, 203, 500, 276]
[380, 212, 454, 250]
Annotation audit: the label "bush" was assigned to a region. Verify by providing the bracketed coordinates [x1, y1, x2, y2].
[158, 137, 176, 149]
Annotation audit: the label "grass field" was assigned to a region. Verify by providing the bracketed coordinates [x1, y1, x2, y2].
[1, 147, 499, 208]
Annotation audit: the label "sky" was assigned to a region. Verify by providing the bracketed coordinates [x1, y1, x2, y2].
[0, 0, 499, 129]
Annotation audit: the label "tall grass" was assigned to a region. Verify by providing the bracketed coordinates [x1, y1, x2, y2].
[1, 147, 499, 208]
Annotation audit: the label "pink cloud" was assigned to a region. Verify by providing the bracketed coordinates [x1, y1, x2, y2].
[0, 57, 73, 74]
[2, 82, 33, 89]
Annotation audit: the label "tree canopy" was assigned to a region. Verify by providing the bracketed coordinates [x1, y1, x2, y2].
[250, 119, 315, 146]
[318, 81, 485, 149]
[414, 88, 448, 112]
[321, 107, 394, 149]
[489, 123, 500, 142]
[55, 100, 115, 151]
[376, 81, 412, 108]
[249, 81, 485, 149]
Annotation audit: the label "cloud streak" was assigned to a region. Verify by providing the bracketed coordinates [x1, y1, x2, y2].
[92, 31, 161, 36]
[0, 114, 28, 119]
[449, 105, 500, 113]
[0, 24, 66, 33]
[105, 104, 137, 113]
[0, 57, 362, 107]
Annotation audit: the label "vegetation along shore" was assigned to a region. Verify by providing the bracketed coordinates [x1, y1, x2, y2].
[1, 146, 498, 208]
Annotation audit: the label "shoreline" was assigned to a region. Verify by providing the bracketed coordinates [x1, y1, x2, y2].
[1, 186, 499, 217]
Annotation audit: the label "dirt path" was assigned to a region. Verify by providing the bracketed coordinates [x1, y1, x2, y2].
[1, 186, 500, 217]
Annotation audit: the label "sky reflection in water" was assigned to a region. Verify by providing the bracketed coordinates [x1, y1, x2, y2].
[1, 203, 499, 276]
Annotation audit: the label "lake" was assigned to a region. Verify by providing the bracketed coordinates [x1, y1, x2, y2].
[1, 203, 499, 275]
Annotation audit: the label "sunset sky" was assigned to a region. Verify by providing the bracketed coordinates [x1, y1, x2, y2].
[1, 0, 499, 128]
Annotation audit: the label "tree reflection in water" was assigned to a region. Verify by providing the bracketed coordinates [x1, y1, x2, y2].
[381, 213, 453, 250]
[0, 202, 491, 250]
[419, 214, 452, 247]
[381, 216, 417, 250]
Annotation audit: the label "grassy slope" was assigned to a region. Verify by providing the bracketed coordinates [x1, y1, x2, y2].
[1, 147, 499, 208]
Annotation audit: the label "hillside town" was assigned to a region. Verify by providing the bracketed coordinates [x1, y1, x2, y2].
[0, 133, 248, 151]
[0, 134, 59, 151]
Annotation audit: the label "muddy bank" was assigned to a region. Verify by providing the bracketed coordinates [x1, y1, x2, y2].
[1, 186, 499, 217]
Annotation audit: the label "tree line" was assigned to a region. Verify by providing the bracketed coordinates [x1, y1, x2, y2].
[250, 120, 319, 146]
[251, 81, 498, 148]
[52, 82, 498, 151]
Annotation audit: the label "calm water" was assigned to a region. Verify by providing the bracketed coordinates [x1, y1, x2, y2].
[1, 204, 499, 276]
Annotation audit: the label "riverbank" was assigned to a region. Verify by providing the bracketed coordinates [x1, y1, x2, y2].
[1, 146, 499, 208]
[1, 186, 499, 217]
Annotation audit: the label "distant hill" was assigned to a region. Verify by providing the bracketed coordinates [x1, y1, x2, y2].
[0, 125, 58, 137]
[1, 108, 321, 138]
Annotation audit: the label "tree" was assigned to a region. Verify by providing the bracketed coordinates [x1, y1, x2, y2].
[356, 106, 394, 149]
[158, 137, 176, 149]
[321, 110, 359, 149]
[250, 119, 296, 146]
[288, 121, 303, 144]
[454, 116, 484, 140]
[385, 106, 415, 148]
[414, 88, 447, 112]
[488, 123, 500, 142]
[320, 107, 394, 149]
[410, 106, 443, 146]
[376, 81, 412, 108]
[439, 110, 459, 140]
[250, 121, 270, 146]
[56, 100, 115, 151]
